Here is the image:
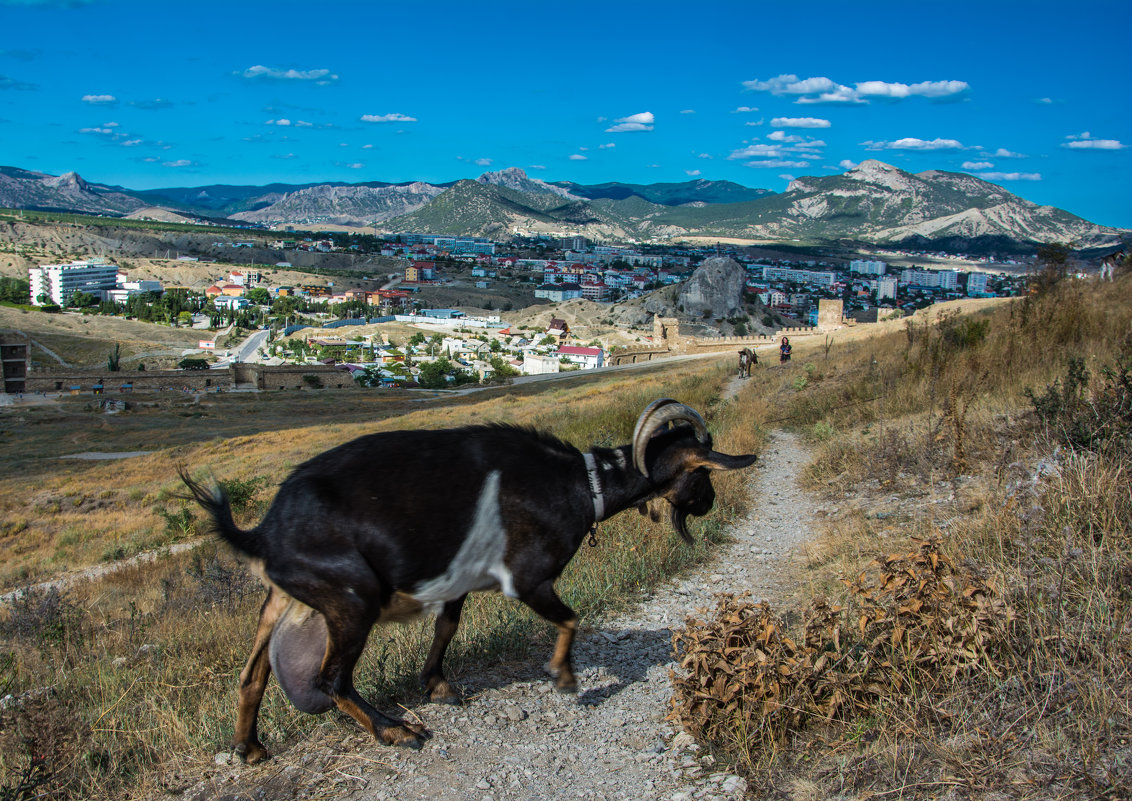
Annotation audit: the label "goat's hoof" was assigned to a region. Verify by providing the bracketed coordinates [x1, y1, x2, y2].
[555, 675, 578, 694]
[380, 723, 431, 750]
[426, 680, 462, 705]
[235, 740, 271, 765]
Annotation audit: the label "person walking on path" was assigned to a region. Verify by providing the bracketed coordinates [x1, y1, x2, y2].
[779, 336, 792, 364]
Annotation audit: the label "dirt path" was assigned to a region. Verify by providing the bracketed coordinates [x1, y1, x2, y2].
[190, 423, 818, 801]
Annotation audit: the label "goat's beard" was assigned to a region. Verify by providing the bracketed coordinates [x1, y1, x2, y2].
[638, 499, 695, 544]
[670, 507, 694, 544]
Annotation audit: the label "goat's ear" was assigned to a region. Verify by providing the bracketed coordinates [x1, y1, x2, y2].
[693, 451, 759, 472]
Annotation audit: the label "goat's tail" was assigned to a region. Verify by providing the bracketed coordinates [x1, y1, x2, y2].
[177, 466, 265, 559]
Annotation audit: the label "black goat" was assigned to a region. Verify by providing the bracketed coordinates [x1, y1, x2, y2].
[180, 399, 757, 762]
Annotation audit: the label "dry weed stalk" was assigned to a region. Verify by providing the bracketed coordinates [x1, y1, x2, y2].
[669, 539, 1012, 761]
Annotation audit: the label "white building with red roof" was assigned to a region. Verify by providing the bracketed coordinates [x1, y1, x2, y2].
[556, 345, 604, 369]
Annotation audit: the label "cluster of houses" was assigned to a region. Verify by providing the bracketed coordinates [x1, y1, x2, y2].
[288, 316, 603, 388]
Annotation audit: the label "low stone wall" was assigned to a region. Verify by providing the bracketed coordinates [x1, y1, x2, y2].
[23, 363, 354, 395]
[25, 368, 231, 395]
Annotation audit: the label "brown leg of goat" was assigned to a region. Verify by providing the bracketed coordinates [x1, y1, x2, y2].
[233, 588, 289, 764]
[519, 580, 580, 692]
[317, 608, 431, 748]
[420, 595, 467, 704]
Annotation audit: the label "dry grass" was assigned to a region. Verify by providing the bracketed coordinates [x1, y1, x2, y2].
[0, 356, 765, 799]
[670, 272, 1132, 799]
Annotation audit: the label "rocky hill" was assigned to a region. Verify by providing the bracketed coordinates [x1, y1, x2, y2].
[1, 163, 1125, 253]
[774, 161, 1121, 250]
[228, 181, 444, 227]
[554, 177, 773, 206]
[0, 167, 148, 216]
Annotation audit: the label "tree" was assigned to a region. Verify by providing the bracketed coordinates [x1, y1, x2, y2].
[107, 343, 121, 372]
[488, 355, 519, 379]
[67, 290, 98, 308]
[0, 277, 29, 304]
[246, 287, 272, 305]
[178, 358, 210, 370]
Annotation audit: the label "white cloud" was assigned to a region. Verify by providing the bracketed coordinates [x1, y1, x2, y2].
[272, 153, 297, 160]
[977, 172, 1041, 181]
[1036, 97, 1054, 104]
[767, 131, 826, 152]
[569, 154, 587, 161]
[266, 118, 291, 126]
[743, 74, 838, 94]
[745, 74, 968, 105]
[605, 111, 654, 132]
[529, 164, 547, 170]
[771, 116, 830, 128]
[361, 144, 373, 149]
[795, 86, 861, 105]
[697, 153, 713, 159]
[732, 106, 758, 113]
[990, 148, 1025, 158]
[474, 157, 492, 166]
[294, 120, 313, 127]
[838, 159, 857, 170]
[855, 80, 969, 99]
[346, 162, 364, 169]
[962, 161, 994, 170]
[598, 143, 615, 149]
[163, 159, 192, 167]
[680, 109, 695, 114]
[779, 174, 796, 182]
[79, 126, 115, 135]
[241, 65, 338, 83]
[863, 137, 965, 151]
[728, 144, 783, 159]
[1063, 132, 1126, 150]
[81, 94, 116, 104]
[744, 119, 765, 127]
[120, 139, 142, 147]
[361, 113, 417, 123]
[744, 159, 810, 168]
[685, 169, 702, 176]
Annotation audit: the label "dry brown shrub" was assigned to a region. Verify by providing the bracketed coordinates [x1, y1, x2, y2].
[669, 539, 1012, 758]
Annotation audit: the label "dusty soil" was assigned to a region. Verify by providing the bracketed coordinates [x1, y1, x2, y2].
[173, 383, 819, 801]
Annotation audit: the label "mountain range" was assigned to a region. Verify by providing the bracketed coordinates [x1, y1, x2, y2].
[0, 162, 1125, 253]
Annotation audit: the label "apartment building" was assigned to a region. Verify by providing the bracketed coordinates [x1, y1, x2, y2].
[28, 258, 119, 306]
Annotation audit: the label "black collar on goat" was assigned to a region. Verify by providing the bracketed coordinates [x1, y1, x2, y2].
[179, 398, 757, 763]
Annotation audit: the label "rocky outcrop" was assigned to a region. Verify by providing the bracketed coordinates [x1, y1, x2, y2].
[676, 257, 746, 320]
[230, 182, 444, 226]
[0, 167, 147, 216]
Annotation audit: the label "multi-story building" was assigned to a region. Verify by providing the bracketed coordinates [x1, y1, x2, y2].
[966, 272, 990, 296]
[849, 259, 887, 275]
[900, 268, 959, 290]
[761, 266, 837, 288]
[580, 281, 609, 301]
[876, 275, 899, 301]
[28, 258, 119, 306]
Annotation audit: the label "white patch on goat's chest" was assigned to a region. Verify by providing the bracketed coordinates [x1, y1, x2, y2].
[412, 470, 515, 608]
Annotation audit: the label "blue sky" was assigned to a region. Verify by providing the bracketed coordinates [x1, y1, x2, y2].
[1, 0, 1129, 228]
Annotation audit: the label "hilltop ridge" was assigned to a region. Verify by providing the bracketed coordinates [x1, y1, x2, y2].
[0, 162, 1126, 253]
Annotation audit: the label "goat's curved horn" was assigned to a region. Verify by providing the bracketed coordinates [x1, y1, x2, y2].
[631, 399, 709, 477]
